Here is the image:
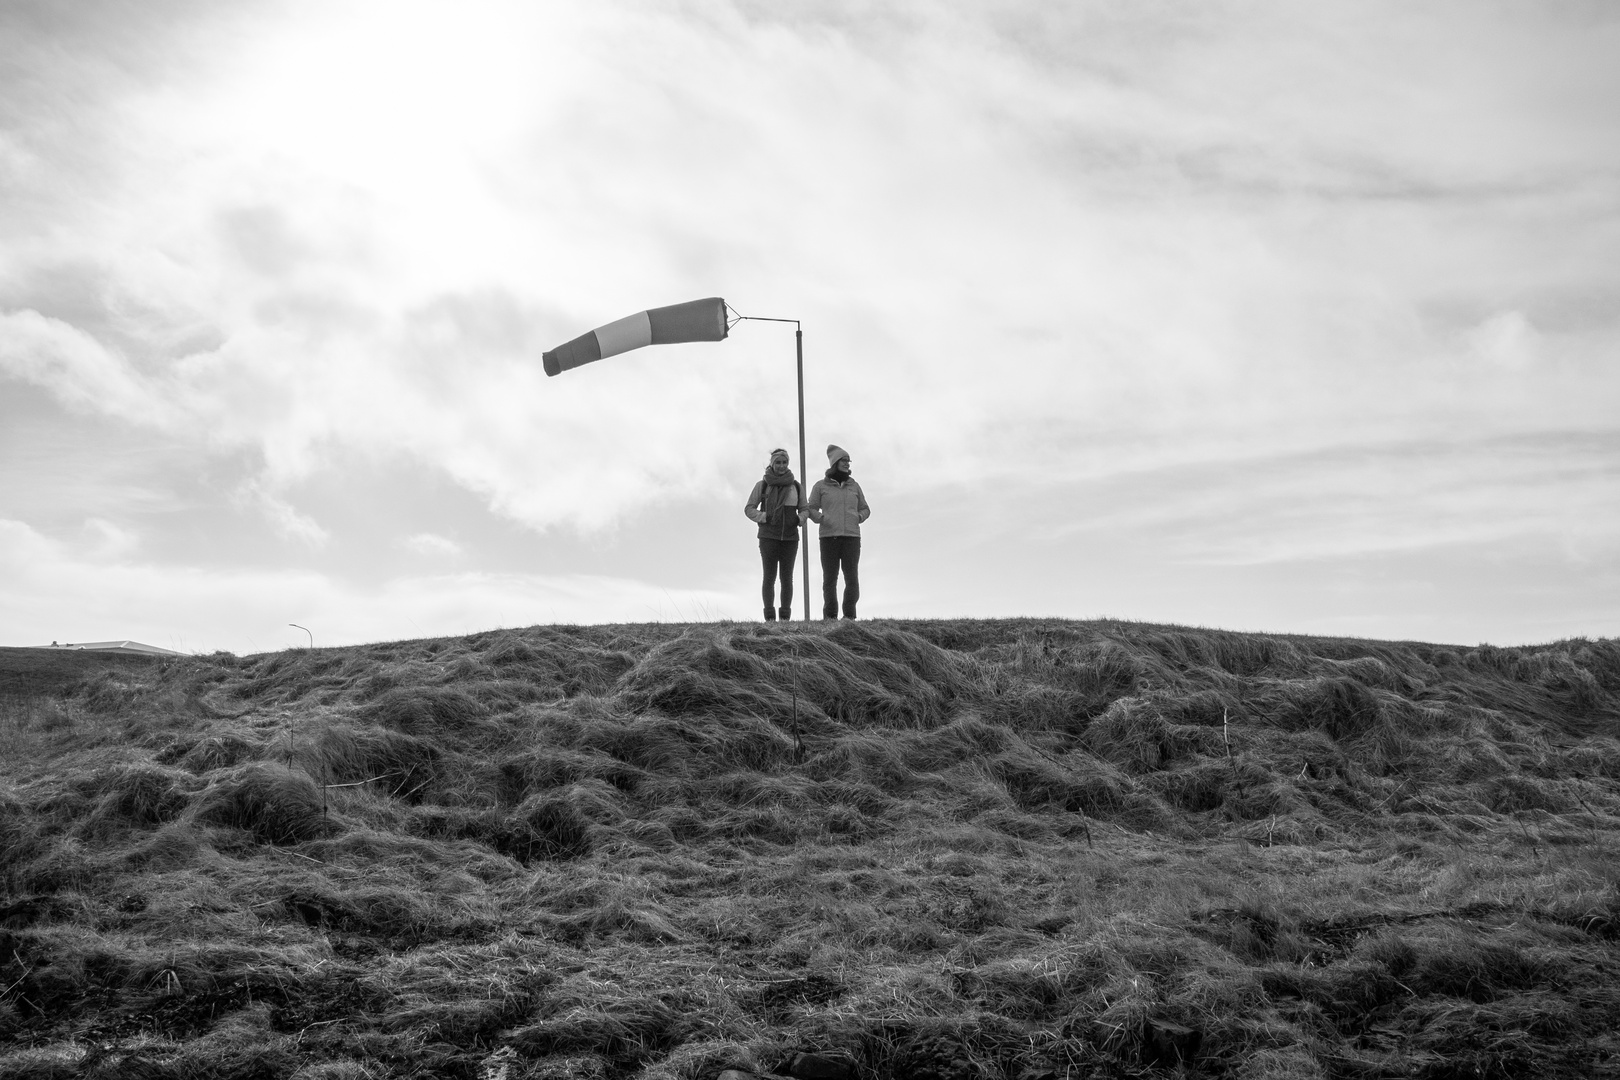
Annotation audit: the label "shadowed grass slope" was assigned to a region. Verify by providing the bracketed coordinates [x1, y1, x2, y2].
[1, 620, 1618, 1079]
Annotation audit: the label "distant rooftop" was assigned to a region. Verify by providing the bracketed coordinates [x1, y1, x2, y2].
[38, 641, 185, 656]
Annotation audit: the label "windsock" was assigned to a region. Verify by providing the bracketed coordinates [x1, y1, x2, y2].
[543, 297, 728, 376]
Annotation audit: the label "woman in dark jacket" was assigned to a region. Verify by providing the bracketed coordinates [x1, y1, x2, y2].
[744, 448, 804, 621]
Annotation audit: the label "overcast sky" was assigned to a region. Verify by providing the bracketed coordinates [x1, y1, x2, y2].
[3, 0, 1617, 653]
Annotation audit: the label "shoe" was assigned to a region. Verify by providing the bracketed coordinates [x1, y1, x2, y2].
[764, 607, 776, 621]
[779, 607, 791, 620]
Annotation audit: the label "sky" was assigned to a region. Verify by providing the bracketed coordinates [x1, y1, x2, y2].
[2, 0, 1618, 654]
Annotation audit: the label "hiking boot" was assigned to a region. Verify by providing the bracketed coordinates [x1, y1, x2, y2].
[763, 607, 776, 621]
[779, 607, 791, 621]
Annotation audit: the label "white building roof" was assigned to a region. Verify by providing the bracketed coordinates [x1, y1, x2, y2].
[40, 641, 185, 656]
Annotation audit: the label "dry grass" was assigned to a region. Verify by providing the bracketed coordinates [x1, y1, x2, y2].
[1, 621, 1618, 1079]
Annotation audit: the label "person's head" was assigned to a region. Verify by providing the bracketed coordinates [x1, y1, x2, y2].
[827, 444, 851, 475]
[768, 448, 790, 473]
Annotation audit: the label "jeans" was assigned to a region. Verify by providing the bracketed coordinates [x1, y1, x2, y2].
[759, 538, 798, 617]
[819, 536, 861, 619]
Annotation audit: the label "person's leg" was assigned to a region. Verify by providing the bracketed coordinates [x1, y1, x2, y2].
[819, 538, 839, 619]
[841, 537, 861, 619]
[759, 539, 780, 620]
[778, 540, 798, 620]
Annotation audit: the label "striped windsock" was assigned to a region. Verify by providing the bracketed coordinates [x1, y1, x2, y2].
[543, 297, 729, 376]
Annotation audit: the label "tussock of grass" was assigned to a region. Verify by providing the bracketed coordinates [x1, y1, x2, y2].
[3, 619, 1619, 1077]
[169, 731, 261, 774]
[303, 723, 441, 802]
[121, 821, 208, 871]
[1269, 675, 1385, 741]
[490, 794, 595, 864]
[189, 764, 332, 845]
[0, 787, 46, 873]
[81, 762, 200, 839]
[360, 685, 489, 734]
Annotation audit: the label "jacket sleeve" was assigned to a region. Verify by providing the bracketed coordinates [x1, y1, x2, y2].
[805, 480, 825, 522]
[856, 483, 870, 524]
[744, 481, 766, 523]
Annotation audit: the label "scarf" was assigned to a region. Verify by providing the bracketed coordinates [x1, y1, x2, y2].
[761, 468, 799, 518]
[824, 466, 851, 483]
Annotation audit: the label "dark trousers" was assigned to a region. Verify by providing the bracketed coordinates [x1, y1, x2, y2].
[759, 538, 798, 618]
[819, 536, 861, 619]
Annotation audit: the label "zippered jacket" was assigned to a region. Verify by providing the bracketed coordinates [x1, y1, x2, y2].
[745, 478, 803, 541]
[806, 477, 869, 538]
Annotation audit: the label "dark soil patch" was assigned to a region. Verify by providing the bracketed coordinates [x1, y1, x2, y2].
[88, 982, 287, 1041]
[749, 973, 848, 1021]
[268, 967, 393, 1035]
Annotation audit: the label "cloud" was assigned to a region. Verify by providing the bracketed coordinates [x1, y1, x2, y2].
[1026, 430, 1620, 568]
[0, 517, 739, 653]
[402, 532, 463, 558]
[1465, 311, 1541, 371]
[4, 2, 1617, 511]
[82, 517, 140, 559]
[0, 310, 182, 423]
[233, 482, 330, 548]
[1, 0, 1617, 646]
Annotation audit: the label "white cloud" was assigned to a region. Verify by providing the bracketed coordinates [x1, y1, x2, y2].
[0, 310, 182, 424]
[9, 5, 1619, 485]
[1, 0, 1617, 644]
[0, 517, 741, 653]
[82, 517, 140, 559]
[233, 482, 330, 548]
[402, 532, 463, 558]
[1465, 311, 1540, 372]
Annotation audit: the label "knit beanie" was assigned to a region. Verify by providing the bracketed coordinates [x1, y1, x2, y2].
[826, 444, 850, 467]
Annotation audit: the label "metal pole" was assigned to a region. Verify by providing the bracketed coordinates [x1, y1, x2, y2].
[796, 327, 809, 622]
[733, 313, 809, 623]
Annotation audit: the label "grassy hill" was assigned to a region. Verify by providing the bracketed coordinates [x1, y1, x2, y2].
[1, 619, 1618, 1080]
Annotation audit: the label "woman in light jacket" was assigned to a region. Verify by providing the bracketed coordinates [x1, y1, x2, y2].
[744, 448, 804, 621]
[805, 444, 870, 620]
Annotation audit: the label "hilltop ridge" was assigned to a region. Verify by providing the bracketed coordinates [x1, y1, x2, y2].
[2, 619, 1618, 1078]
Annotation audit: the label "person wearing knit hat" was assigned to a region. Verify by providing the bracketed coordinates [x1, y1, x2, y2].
[743, 447, 804, 620]
[805, 443, 870, 619]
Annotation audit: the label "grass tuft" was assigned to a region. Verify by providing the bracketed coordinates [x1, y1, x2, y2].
[360, 686, 489, 733]
[491, 794, 594, 864]
[83, 762, 198, 835]
[189, 763, 332, 845]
